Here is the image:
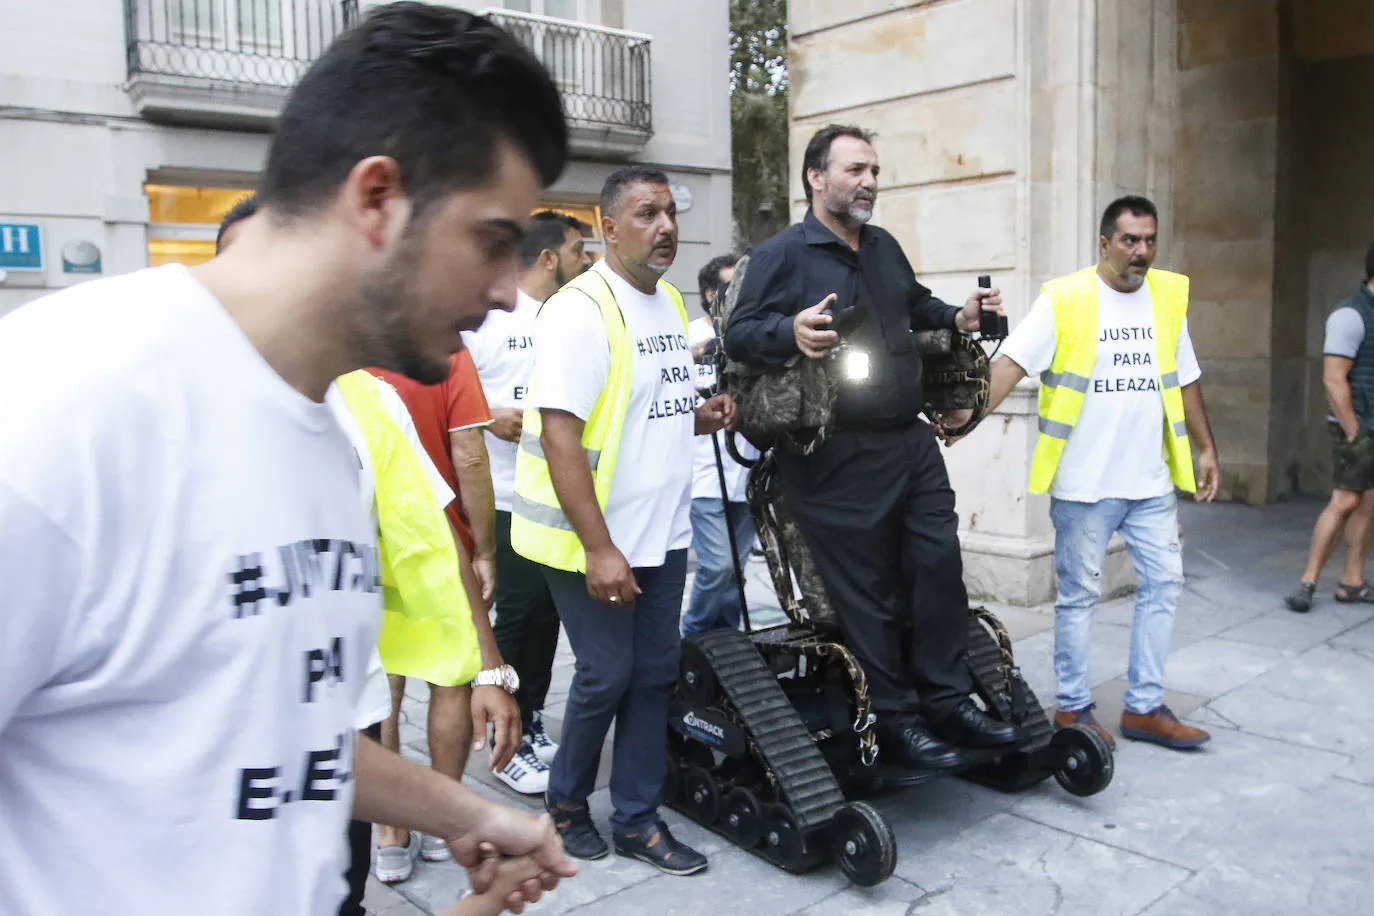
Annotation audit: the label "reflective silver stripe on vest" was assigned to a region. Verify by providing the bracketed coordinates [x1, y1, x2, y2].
[519, 431, 601, 471]
[1038, 416, 1075, 439]
[1041, 370, 1091, 393]
[1161, 370, 1180, 389]
[510, 493, 575, 531]
[1172, 419, 1188, 438]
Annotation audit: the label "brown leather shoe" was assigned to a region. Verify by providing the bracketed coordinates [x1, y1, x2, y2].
[1120, 704, 1210, 749]
[1053, 703, 1116, 750]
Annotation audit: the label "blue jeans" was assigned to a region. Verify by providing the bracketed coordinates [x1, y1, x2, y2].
[1050, 493, 1183, 715]
[543, 551, 687, 834]
[683, 498, 756, 635]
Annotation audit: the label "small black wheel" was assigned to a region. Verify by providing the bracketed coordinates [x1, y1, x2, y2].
[831, 801, 897, 887]
[680, 642, 721, 708]
[661, 756, 683, 806]
[720, 787, 765, 849]
[1050, 724, 1114, 797]
[761, 803, 807, 871]
[682, 766, 721, 825]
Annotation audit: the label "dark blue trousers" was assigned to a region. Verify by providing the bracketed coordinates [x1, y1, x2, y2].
[543, 550, 687, 834]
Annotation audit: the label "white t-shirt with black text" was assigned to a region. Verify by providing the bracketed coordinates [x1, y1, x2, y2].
[1001, 275, 1201, 502]
[462, 287, 539, 512]
[528, 259, 695, 567]
[0, 265, 381, 916]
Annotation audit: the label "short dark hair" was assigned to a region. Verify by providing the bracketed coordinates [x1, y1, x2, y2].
[599, 165, 671, 217]
[216, 194, 259, 252]
[258, 2, 567, 220]
[801, 125, 876, 206]
[1099, 195, 1159, 240]
[520, 210, 586, 268]
[697, 253, 739, 313]
[1365, 244, 1374, 281]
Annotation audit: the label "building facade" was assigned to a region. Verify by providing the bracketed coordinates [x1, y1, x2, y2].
[0, 0, 732, 316]
[788, 0, 1374, 603]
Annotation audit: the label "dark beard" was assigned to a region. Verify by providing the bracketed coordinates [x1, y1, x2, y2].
[348, 242, 450, 385]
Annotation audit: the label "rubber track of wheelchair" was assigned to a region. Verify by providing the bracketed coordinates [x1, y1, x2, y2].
[690, 628, 847, 832]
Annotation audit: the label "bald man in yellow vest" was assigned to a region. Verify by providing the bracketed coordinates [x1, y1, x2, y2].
[977, 196, 1220, 752]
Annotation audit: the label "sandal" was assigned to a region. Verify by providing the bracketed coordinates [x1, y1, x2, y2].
[1333, 582, 1374, 603]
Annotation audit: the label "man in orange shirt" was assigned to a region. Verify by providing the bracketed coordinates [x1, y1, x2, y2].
[369, 354, 521, 874]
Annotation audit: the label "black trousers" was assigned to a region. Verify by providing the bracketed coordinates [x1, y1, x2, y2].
[776, 422, 972, 719]
[492, 510, 562, 730]
[339, 722, 383, 916]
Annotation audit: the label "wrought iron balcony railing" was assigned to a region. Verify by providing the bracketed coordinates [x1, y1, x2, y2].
[482, 9, 652, 147]
[125, 0, 356, 102]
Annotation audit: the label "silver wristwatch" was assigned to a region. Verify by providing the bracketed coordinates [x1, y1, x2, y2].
[472, 664, 519, 694]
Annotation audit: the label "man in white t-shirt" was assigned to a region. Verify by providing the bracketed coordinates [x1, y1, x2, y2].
[464, 210, 592, 795]
[979, 195, 1220, 752]
[518, 167, 734, 876]
[0, 7, 577, 915]
[683, 253, 762, 634]
[1284, 247, 1374, 613]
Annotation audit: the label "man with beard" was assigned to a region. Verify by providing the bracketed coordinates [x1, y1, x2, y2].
[977, 195, 1220, 750]
[724, 125, 1016, 773]
[0, 5, 576, 914]
[465, 210, 593, 795]
[513, 166, 734, 875]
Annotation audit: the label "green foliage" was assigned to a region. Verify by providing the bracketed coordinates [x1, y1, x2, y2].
[730, 0, 790, 246]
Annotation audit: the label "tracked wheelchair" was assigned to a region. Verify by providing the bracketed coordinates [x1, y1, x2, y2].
[662, 260, 1114, 887]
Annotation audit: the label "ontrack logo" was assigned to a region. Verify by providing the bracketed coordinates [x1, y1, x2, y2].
[683, 710, 725, 740]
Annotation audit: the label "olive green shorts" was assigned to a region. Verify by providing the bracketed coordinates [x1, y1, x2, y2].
[1330, 422, 1374, 492]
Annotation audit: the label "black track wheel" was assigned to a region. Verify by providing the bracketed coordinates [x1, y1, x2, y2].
[1050, 724, 1114, 797]
[680, 641, 721, 708]
[761, 803, 807, 871]
[720, 787, 765, 849]
[682, 766, 722, 825]
[831, 801, 897, 887]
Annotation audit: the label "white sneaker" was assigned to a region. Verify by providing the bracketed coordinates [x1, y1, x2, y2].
[496, 740, 550, 795]
[374, 831, 420, 884]
[420, 834, 451, 862]
[528, 713, 559, 766]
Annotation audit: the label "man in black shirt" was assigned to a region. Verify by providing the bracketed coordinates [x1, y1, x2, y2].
[724, 125, 1016, 770]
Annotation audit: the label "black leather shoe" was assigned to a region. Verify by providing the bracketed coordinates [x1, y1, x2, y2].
[614, 822, 708, 876]
[874, 718, 966, 770]
[546, 793, 609, 861]
[931, 698, 1019, 748]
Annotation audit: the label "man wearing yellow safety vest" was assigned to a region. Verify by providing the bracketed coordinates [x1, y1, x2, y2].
[980, 195, 1221, 751]
[513, 166, 734, 876]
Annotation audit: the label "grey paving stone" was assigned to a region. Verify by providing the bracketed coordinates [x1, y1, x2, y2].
[363, 876, 428, 916]
[793, 876, 926, 915]
[1216, 603, 1374, 652]
[894, 811, 1189, 916]
[1335, 747, 1374, 787]
[880, 778, 1021, 858]
[1009, 725, 1351, 870]
[1328, 616, 1374, 654]
[579, 836, 849, 915]
[1151, 636, 1293, 698]
[976, 602, 1055, 642]
[1137, 778, 1374, 916]
[1205, 643, 1374, 755]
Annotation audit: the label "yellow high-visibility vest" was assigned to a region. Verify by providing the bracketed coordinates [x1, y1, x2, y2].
[511, 270, 688, 573]
[1028, 266, 1196, 495]
[335, 370, 481, 687]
